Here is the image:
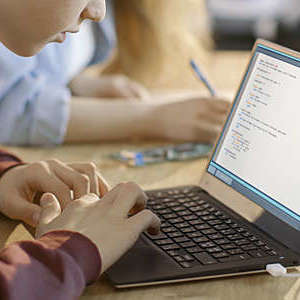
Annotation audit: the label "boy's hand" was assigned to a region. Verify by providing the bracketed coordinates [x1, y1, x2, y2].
[70, 74, 150, 101]
[36, 182, 160, 273]
[0, 160, 109, 227]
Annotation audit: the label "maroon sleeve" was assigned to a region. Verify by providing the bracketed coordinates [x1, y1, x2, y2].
[0, 231, 102, 300]
[0, 149, 24, 178]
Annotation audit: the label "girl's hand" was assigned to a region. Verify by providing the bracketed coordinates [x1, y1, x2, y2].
[36, 183, 160, 273]
[0, 159, 109, 227]
[148, 97, 231, 143]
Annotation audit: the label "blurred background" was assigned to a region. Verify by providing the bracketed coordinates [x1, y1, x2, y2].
[90, 0, 300, 95]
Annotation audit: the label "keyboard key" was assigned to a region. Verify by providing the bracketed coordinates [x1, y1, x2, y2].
[161, 221, 170, 228]
[175, 222, 190, 229]
[208, 233, 223, 240]
[183, 201, 198, 208]
[202, 215, 217, 221]
[174, 236, 190, 243]
[212, 252, 229, 259]
[192, 196, 205, 202]
[202, 204, 211, 209]
[162, 244, 180, 251]
[207, 247, 223, 253]
[241, 245, 257, 251]
[179, 261, 198, 268]
[221, 243, 238, 250]
[203, 229, 217, 235]
[177, 210, 191, 217]
[215, 238, 230, 245]
[182, 254, 194, 261]
[174, 256, 185, 262]
[230, 223, 239, 229]
[183, 215, 198, 221]
[164, 213, 177, 220]
[195, 224, 211, 230]
[228, 249, 244, 255]
[249, 236, 259, 242]
[161, 198, 174, 204]
[227, 234, 243, 241]
[159, 208, 172, 215]
[162, 227, 177, 233]
[189, 219, 204, 226]
[187, 246, 203, 254]
[182, 187, 193, 194]
[242, 232, 252, 237]
[215, 224, 230, 231]
[181, 227, 197, 234]
[267, 250, 278, 256]
[255, 241, 265, 247]
[168, 231, 183, 238]
[219, 254, 251, 263]
[180, 241, 196, 248]
[214, 211, 223, 216]
[224, 219, 233, 224]
[187, 193, 197, 198]
[172, 206, 186, 212]
[261, 245, 272, 251]
[196, 211, 210, 217]
[155, 239, 174, 246]
[248, 250, 267, 258]
[221, 229, 236, 235]
[193, 236, 209, 243]
[190, 206, 205, 213]
[235, 239, 250, 246]
[153, 204, 166, 210]
[194, 252, 217, 265]
[167, 249, 187, 257]
[200, 242, 216, 248]
[145, 232, 167, 240]
[208, 220, 223, 226]
[236, 227, 247, 233]
[187, 232, 203, 238]
[169, 217, 184, 224]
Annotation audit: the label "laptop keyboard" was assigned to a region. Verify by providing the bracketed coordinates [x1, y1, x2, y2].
[145, 187, 280, 268]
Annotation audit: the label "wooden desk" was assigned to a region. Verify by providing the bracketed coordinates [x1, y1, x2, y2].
[1, 143, 299, 300]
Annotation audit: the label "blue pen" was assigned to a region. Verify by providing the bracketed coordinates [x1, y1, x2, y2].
[190, 59, 217, 97]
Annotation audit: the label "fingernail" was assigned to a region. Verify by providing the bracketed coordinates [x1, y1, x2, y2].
[40, 194, 51, 206]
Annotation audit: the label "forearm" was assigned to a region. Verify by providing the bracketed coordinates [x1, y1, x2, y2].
[64, 97, 157, 143]
[0, 231, 101, 300]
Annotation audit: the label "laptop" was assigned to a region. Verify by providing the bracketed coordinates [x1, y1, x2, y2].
[106, 39, 300, 288]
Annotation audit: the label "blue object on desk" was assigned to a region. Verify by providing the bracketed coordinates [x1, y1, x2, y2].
[190, 59, 217, 97]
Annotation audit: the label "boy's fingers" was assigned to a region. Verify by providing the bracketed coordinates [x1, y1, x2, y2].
[5, 197, 41, 227]
[49, 160, 90, 200]
[128, 209, 161, 235]
[112, 183, 147, 217]
[68, 163, 99, 196]
[97, 171, 110, 196]
[39, 194, 61, 226]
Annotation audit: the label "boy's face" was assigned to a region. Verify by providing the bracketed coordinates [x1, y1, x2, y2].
[0, 0, 106, 56]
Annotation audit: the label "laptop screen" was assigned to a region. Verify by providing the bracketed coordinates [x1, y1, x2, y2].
[207, 43, 300, 230]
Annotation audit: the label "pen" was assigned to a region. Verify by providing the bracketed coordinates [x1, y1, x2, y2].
[190, 59, 217, 97]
